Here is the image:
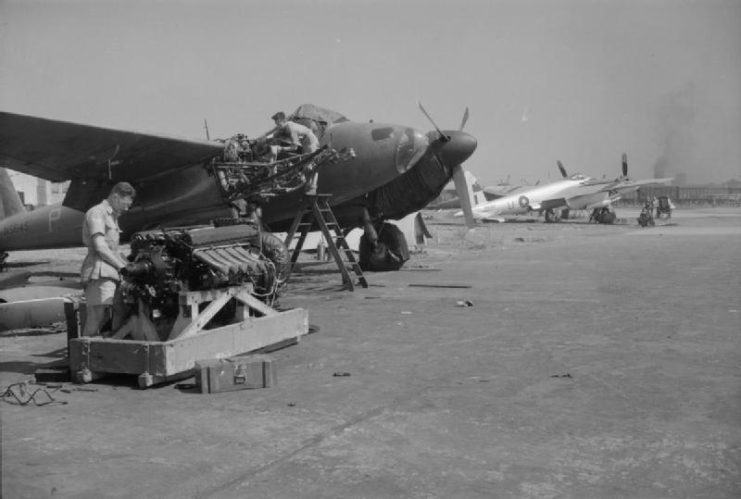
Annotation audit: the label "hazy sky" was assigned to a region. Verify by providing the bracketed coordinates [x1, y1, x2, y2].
[1, 0, 740, 185]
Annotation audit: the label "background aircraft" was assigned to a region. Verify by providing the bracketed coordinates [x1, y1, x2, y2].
[0, 104, 477, 268]
[462, 154, 673, 222]
[426, 171, 525, 210]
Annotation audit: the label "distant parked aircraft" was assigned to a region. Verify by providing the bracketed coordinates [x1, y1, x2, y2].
[460, 154, 673, 222]
[427, 171, 524, 210]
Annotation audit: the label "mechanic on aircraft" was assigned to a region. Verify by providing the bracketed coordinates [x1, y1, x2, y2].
[80, 182, 135, 336]
[269, 111, 320, 195]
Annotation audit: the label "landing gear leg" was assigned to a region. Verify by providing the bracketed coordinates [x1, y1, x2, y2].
[545, 209, 560, 223]
[360, 207, 378, 248]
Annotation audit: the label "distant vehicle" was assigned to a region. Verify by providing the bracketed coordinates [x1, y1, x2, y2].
[655, 196, 674, 219]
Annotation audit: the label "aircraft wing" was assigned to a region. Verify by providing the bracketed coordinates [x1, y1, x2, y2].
[599, 177, 674, 193]
[482, 185, 523, 200]
[534, 198, 567, 211]
[0, 111, 223, 183]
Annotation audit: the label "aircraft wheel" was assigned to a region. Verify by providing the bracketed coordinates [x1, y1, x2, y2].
[359, 223, 410, 271]
[545, 209, 560, 223]
[598, 212, 617, 224]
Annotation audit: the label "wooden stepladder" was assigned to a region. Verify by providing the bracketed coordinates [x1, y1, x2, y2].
[284, 194, 368, 291]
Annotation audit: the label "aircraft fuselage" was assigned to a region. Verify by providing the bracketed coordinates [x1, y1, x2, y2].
[471, 178, 585, 219]
[1, 120, 476, 251]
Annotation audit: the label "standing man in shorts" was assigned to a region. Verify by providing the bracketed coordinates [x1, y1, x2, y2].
[80, 182, 136, 336]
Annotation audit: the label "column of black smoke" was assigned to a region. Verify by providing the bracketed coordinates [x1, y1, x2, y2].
[654, 84, 696, 185]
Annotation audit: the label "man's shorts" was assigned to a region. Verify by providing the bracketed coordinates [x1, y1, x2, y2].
[84, 279, 117, 306]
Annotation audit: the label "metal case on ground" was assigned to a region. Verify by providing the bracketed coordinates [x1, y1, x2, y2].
[195, 355, 277, 393]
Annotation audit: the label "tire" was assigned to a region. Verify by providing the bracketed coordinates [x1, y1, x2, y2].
[359, 223, 410, 271]
[598, 212, 616, 224]
[545, 210, 560, 223]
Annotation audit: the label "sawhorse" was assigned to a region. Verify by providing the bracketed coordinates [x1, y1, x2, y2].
[284, 194, 368, 291]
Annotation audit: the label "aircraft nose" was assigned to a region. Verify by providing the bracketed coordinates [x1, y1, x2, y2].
[437, 130, 477, 165]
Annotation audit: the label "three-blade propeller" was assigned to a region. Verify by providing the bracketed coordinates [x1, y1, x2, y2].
[418, 101, 449, 143]
[557, 152, 630, 185]
[418, 102, 477, 227]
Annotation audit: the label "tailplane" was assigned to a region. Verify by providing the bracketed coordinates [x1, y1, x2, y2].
[0, 167, 25, 219]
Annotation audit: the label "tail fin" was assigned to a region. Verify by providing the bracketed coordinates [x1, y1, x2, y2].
[463, 170, 487, 207]
[0, 167, 25, 219]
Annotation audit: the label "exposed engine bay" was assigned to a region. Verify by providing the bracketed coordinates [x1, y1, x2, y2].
[113, 223, 289, 339]
[210, 105, 354, 205]
[205, 104, 434, 274]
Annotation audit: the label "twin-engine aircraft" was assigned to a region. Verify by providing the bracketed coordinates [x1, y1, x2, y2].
[462, 154, 673, 222]
[0, 103, 477, 268]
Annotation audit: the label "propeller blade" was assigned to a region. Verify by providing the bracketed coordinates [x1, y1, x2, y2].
[416, 102, 477, 227]
[459, 107, 470, 131]
[622, 153, 628, 177]
[418, 101, 449, 142]
[557, 160, 568, 178]
[452, 164, 476, 228]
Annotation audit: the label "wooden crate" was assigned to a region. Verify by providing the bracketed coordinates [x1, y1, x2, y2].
[69, 287, 308, 388]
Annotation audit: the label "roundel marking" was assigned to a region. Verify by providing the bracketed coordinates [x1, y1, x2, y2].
[518, 195, 529, 208]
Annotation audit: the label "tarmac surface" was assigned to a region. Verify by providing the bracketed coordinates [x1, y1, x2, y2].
[1, 207, 740, 498]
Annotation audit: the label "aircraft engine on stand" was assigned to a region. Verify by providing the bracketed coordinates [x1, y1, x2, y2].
[113, 224, 289, 337]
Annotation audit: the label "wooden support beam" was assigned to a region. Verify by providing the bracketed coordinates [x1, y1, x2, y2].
[171, 292, 231, 339]
[234, 289, 277, 317]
